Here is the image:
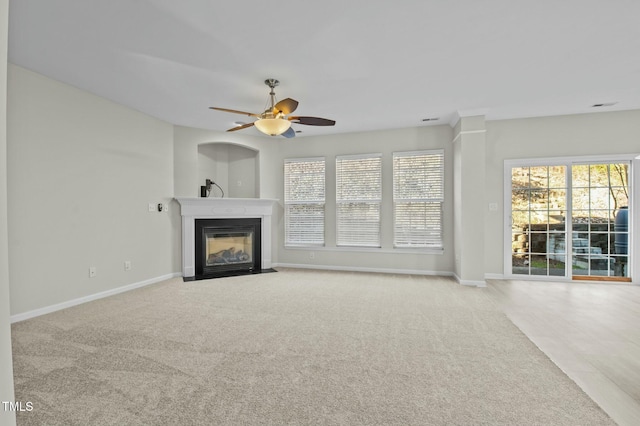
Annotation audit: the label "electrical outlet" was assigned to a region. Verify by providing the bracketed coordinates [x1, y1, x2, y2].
[124, 261, 131, 271]
[309, 252, 315, 259]
[89, 266, 97, 278]
[148, 203, 155, 212]
[237, 180, 242, 187]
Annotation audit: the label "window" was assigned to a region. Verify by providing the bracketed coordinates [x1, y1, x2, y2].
[393, 150, 444, 248]
[284, 157, 325, 246]
[506, 156, 633, 281]
[336, 153, 382, 247]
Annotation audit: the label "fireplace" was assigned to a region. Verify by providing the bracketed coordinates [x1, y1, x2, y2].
[195, 218, 261, 277]
[175, 198, 276, 280]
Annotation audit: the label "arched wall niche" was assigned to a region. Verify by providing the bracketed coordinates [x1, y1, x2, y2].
[197, 142, 260, 198]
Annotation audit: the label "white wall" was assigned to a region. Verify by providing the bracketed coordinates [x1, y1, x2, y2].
[197, 143, 258, 198]
[484, 110, 640, 276]
[275, 125, 455, 274]
[198, 143, 227, 195]
[228, 144, 258, 198]
[174, 126, 278, 200]
[0, 0, 17, 423]
[7, 65, 179, 316]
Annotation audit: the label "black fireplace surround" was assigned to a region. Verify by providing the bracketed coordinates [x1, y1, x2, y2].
[194, 218, 262, 279]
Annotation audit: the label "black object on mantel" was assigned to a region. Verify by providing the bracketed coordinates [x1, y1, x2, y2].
[200, 186, 207, 197]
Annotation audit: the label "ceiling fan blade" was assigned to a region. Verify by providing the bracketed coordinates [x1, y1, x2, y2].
[289, 116, 336, 126]
[281, 127, 296, 138]
[210, 107, 260, 117]
[226, 122, 255, 132]
[273, 98, 299, 115]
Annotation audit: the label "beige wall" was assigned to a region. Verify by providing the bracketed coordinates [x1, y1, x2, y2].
[484, 110, 640, 276]
[1, 0, 17, 423]
[274, 125, 455, 274]
[7, 65, 179, 316]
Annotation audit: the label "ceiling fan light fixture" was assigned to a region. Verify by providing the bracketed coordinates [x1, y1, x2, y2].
[254, 117, 291, 136]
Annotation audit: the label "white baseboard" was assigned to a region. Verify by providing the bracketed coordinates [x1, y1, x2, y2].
[484, 273, 505, 280]
[273, 262, 455, 278]
[452, 273, 487, 288]
[10, 272, 182, 323]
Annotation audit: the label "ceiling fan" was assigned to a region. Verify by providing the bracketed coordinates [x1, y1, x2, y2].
[210, 79, 336, 138]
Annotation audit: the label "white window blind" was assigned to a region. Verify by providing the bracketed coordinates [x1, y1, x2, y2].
[393, 150, 444, 248]
[336, 153, 382, 247]
[284, 157, 325, 246]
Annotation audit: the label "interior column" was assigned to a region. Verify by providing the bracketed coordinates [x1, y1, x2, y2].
[452, 115, 487, 286]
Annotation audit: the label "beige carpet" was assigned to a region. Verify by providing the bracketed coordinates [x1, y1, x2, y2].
[11, 269, 613, 425]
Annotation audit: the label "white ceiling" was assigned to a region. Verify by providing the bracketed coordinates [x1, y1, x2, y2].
[8, 0, 640, 137]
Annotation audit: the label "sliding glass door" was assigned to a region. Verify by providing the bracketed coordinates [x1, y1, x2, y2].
[511, 166, 567, 276]
[571, 163, 629, 279]
[509, 160, 631, 281]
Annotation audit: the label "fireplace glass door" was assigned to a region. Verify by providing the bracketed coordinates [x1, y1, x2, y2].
[206, 230, 254, 269]
[195, 218, 262, 278]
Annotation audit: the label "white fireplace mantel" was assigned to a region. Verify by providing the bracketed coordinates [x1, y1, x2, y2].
[175, 198, 278, 277]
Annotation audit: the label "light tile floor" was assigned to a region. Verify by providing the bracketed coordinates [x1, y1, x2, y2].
[487, 279, 640, 426]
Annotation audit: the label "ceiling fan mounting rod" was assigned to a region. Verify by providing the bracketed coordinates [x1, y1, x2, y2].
[264, 78, 279, 113]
